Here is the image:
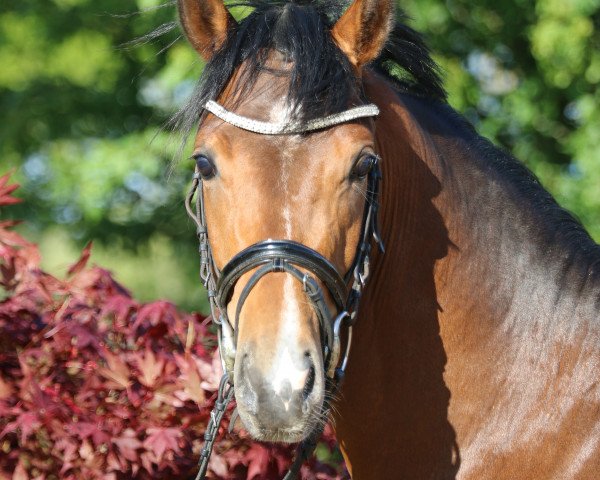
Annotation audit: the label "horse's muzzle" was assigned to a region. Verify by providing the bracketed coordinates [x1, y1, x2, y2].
[234, 342, 324, 442]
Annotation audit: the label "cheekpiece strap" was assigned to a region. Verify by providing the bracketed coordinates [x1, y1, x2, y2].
[204, 100, 380, 135]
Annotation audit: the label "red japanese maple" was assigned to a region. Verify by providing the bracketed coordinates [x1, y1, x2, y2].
[0, 174, 346, 479]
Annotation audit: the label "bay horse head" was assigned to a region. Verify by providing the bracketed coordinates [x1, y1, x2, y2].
[179, 0, 392, 444]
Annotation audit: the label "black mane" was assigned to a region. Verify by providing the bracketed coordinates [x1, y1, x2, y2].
[171, 0, 445, 136]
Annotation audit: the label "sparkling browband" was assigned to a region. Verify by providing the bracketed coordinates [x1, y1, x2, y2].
[204, 100, 380, 134]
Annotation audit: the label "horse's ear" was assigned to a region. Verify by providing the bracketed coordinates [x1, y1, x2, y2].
[177, 0, 236, 60]
[331, 0, 393, 69]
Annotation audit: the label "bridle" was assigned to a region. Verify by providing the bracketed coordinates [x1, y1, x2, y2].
[185, 100, 384, 479]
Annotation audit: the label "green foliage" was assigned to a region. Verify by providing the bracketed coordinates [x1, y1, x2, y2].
[0, 0, 598, 307]
[0, 0, 208, 310]
[405, 0, 600, 239]
[36, 228, 202, 309]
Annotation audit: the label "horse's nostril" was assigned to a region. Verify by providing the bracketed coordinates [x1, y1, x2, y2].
[302, 364, 316, 401]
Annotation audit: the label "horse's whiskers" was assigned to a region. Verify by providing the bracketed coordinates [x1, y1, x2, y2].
[352, 184, 369, 201]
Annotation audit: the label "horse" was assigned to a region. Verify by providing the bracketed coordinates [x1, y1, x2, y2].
[176, 0, 600, 478]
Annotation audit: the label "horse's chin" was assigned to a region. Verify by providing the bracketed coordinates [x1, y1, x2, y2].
[236, 404, 324, 444]
[247, 425, 308, 444]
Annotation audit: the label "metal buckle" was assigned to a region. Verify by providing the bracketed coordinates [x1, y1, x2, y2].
[326, 311, 350, 379]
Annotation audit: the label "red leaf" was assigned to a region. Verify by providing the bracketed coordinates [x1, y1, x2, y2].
[0, 219, 21, 228]
[56, 438, 79, 475]
[0, 228, 31, 248]
[66, 422, 97, 440]
[0, 412, 41, 444]
[67, 241, 93, 277]
[98, 349, 131, 389]
[134, 347, 165, 388]
[143, 427, 181, 460]
[208, 453, 228, 478]
[140, 451, 154, 474]
[65, 422, 109, 447]
[0, 173, 21, 206]
[246, 443, 271, 479]
[71, 324, 100, 349]
[78, 440, 95, 461]
[0, 195, 21, 205]
[100, 294, 137, 323]
[196, 350, 223, 392]
[174, 354, 206, 404]
[18, 411, 41, 442]
[12, 460, 28, 480]
[113, 430, 143, 462]
[106, 451, 125, 472]
[134, 301, 177, 331]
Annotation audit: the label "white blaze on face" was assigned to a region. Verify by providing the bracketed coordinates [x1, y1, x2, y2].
[267, 98, 308, 410]
[269, 273, 308, 411]
[268, 97, 295, 125]
[272, 98, 295, 238]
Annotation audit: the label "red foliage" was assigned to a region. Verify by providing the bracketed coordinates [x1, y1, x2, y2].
[0, 174, 346, 479]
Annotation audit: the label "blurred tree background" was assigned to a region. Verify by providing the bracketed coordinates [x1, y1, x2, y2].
[1, 0, 598, 311]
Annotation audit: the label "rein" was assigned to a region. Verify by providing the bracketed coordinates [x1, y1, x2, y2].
[185, 101, 384, 479]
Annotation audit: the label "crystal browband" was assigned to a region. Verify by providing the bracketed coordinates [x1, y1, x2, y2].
[204, 100, 380, 135]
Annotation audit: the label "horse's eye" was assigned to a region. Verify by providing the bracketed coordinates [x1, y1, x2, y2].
[351, 154, 377, 180]
[193, 154, 216, 179]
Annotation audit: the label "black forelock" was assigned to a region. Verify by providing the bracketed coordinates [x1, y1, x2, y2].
[170, 0, 446, 138]
[225, 0, 359, 119]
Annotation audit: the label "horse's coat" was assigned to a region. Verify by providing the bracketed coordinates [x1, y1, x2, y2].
[176, 0, 600, 478]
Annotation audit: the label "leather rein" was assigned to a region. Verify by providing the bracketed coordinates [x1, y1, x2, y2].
[185, 101, 384, 479]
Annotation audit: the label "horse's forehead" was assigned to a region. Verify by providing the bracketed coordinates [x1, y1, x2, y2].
[218, 52, 295, 114]
[223, 126, 366, 165]
[199, 124, 310, 164]
[197, 53, 376, 180]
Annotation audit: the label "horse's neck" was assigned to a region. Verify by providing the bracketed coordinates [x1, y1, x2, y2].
[371, 81, 600, 328]
[333, 74, 600, 479]
[367, 73, 600, 335]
